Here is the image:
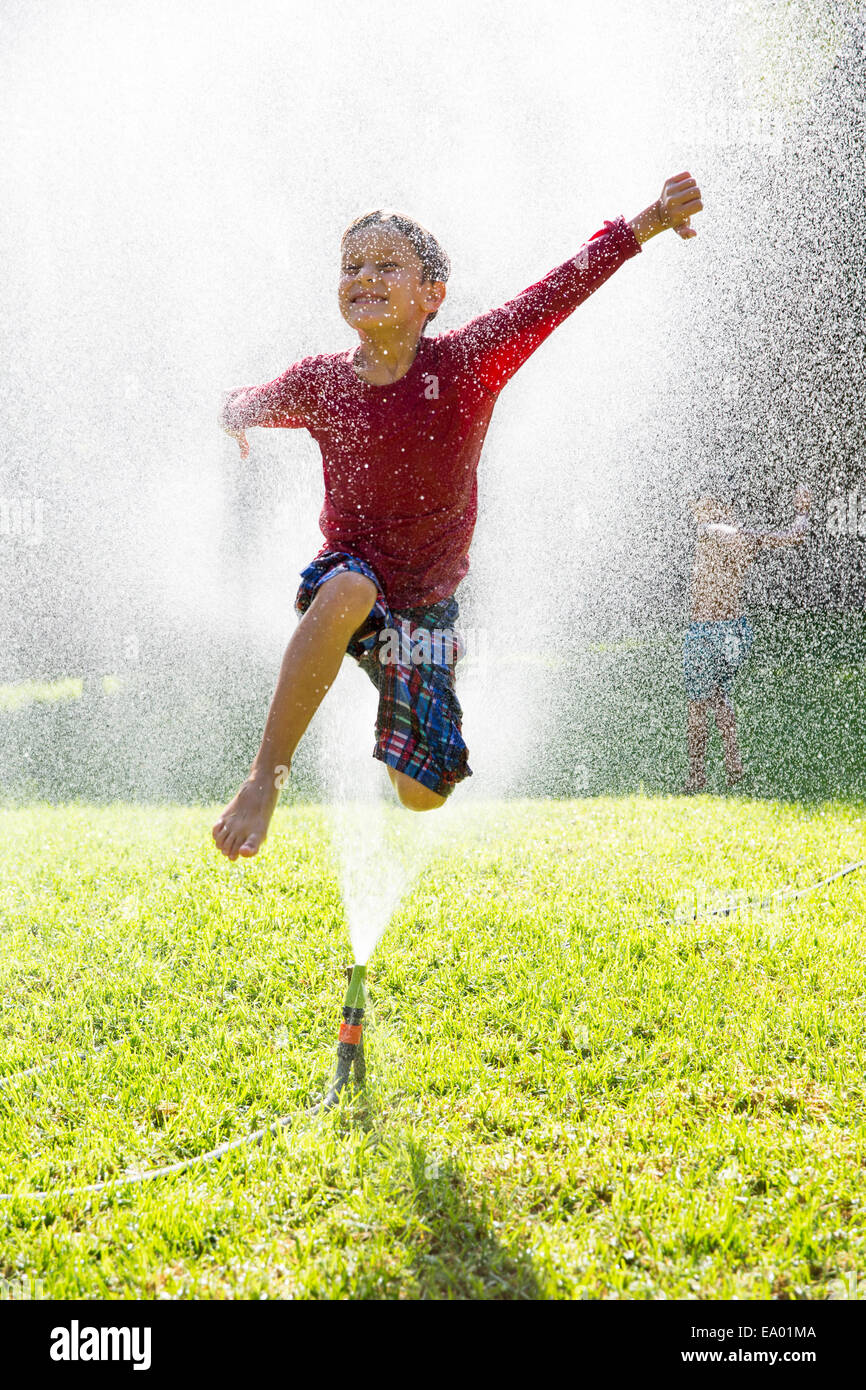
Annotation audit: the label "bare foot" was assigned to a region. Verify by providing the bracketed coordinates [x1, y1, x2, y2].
[212, 772, 282, 861]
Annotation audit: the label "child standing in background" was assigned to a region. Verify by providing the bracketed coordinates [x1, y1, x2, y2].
[684, 483, 812, 792]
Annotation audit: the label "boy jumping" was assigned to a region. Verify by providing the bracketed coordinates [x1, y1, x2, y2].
[683, 482, 812, 793]
[213, 173, 703, 861]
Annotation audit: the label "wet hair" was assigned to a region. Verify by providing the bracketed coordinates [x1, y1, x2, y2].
[691, 472, 745, 516]
[341, 209, 450, 327]
[691, 494, 733, 524]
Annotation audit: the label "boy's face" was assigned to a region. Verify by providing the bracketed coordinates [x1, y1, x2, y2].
[691, 495, 731, 524]
[339, 225, 445, 334]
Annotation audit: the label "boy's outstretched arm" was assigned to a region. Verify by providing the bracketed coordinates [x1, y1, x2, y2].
[629, 172, 703, 244]
[451, 171, 703, 396]
[218, 363, 318, 457]
[746, 484, 813, 548]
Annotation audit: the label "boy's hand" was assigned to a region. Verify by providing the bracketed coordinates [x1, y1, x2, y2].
[220, 391, 250, 458]
[794, 482, 812, 514]
[223, 426, 250, 460]
[657, 172, 703, 239]
[629, 172, 702, 245]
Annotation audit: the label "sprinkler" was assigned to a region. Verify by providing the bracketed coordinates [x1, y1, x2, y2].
[310, 964, 367, 1113]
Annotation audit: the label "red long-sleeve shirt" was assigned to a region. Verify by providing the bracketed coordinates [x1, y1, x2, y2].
[222, 215, 641, 609]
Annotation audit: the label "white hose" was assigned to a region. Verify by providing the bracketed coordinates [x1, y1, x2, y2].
[0, 1110, 299, 1202]
[2, 858, 863, 1202]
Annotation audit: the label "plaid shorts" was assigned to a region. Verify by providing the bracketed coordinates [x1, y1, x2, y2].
[294, 551, 472, 798]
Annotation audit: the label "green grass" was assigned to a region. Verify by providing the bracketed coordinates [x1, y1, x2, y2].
[545, 611, 866, 802]
[0, 678, 86, 712]
[1, 797, 865, 1299]
[4, 611, 865, 803]
[0, 676, 124, 713]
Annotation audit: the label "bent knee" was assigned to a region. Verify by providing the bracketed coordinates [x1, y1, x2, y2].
[311, 571, 378, 627]
[391, 771, 447, 812]
[400, 786, 447, 812]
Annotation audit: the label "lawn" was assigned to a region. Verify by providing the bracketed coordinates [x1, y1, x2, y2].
[1, 795, 864, 1299]
[3, 611, 865, 804]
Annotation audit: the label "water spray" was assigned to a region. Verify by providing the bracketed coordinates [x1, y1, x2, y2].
[310, 964, 367, 1114]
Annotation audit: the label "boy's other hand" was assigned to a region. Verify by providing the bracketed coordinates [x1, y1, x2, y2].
[220, 390, 250, 458]
[658, 172, 703, 239]
[224, 426, 250, 459]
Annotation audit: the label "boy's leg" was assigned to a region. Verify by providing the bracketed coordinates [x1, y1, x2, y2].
[684, 699, 709, 792]
[373, 598, 470, 812]
[213, 572, 378, 860]
[712, 620, 751, 788]
[385, 766, 448, 811]
[710, 690, 744, 785]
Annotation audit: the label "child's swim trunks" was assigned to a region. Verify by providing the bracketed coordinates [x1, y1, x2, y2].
[683, 617, 754, 702]
[295, 550, 472, 799]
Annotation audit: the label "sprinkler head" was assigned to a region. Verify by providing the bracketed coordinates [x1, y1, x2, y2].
[308, 965, 368, 1114]
[343, 963, 367, 1011]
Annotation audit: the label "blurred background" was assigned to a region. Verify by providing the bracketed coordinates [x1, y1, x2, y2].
[0, 0, 863, 803]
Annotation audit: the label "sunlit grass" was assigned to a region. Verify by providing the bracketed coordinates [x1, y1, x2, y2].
[0, 675, 126, 711]
[0, 797, 864, 1299]
[0, 678, 84, 711]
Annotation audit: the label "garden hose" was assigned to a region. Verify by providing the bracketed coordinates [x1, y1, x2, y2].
[3, 854, 866, 1202]
[0, 966, 369, 1201]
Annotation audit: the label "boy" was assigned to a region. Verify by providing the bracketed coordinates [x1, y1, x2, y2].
[683, 482, 812, 793]
[213, 173, 704, 861]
